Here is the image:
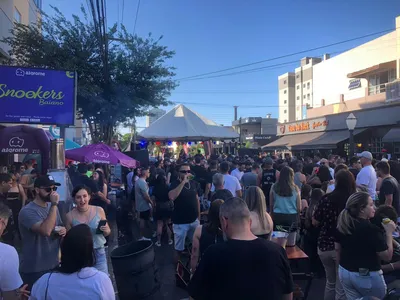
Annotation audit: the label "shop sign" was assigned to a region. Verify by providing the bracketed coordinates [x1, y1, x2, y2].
[1, 136, 40, 154]
[277, 117, 329, 136]
[242, 117, 262, 124]
[253, 134, 274, 140]
[0, 65, 76, 125]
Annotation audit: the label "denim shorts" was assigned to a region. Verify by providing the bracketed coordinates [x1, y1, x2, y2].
[173, 219, 200, 251]
[94, 247, 109, 275]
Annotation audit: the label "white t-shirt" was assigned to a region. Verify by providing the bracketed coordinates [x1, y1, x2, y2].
[231, 169, 244, 181]
[0, 242, 23, 297]
[211, 174, 241, 197]
[29, 267, 115, 300]
[356, 165, 377, 198]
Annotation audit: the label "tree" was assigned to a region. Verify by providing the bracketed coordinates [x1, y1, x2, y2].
[2, 6, 177, 144]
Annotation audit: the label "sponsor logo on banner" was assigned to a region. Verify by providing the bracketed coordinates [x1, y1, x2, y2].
[279, 125, 286, 135]
[1, 137, 29, 153]
[94, 151, 110, 159]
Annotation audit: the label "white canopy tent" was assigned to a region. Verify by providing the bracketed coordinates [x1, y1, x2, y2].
[139, 104, 239, 141]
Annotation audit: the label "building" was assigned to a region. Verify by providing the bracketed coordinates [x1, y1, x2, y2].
[146, 108, 166, 127]
[278, 56, 326, 123]
[231, 115, 278, 147]
[265, 15, 400, 159]
[0, 0, 42, 59]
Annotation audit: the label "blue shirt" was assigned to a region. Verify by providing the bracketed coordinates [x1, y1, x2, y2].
[272, 187, 298, 214]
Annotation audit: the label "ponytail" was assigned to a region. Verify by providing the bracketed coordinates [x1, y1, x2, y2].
[337, 191, 370, 235]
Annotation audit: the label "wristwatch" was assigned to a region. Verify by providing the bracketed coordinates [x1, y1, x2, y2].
[51, 202, 58, 207]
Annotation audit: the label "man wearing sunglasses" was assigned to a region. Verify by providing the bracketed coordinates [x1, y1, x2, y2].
[18, 175, 66, 290]
[169, 163, 201, 261]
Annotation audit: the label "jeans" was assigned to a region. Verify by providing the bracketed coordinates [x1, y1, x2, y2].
[173, 219, 199, 251]
[338, 265, 387, 300]
[94, 247, 109, 275]
[318, 249, 346, 300]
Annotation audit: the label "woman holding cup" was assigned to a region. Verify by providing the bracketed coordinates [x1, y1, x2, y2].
[65, 185, 111, 274]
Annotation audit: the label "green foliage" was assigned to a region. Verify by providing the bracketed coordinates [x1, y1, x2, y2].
[1, 6, 177, 143]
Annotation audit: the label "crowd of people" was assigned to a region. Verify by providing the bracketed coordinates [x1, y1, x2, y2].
[3, 150, 400, 299]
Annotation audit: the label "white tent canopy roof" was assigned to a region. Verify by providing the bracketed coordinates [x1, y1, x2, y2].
[139, 104, 239, 140]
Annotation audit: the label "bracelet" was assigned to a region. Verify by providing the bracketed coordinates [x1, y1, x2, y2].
[51, 202, 58, 207]
[390, 263, 395, 271]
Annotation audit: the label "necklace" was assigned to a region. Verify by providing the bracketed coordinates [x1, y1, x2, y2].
[76, 207, 92, 224]
[183, 181, 191, 190]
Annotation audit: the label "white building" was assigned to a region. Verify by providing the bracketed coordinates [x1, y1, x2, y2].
[278, 15, 400, 123]
[0, 0, 42, 59]
[146, 108, 166, 127]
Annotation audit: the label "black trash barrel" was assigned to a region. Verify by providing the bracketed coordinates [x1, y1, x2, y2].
[111, 240, 159, 300]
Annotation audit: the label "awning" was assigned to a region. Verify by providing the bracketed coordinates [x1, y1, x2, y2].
[263, 129, 366, 150]
[382, 128, 400, 142]
[347, 60, 396, 78]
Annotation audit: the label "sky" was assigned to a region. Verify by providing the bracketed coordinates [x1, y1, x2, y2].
[44, 0, 400, 133]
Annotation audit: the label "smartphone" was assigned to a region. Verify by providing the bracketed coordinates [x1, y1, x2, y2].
[96, 220, 107, 234]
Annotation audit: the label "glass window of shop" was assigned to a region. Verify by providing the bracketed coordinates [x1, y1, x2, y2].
[368, 69, 396, 95]
[367, 137, 383, 155]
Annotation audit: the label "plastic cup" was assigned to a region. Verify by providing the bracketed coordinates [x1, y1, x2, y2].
[271, 231, 289, 248]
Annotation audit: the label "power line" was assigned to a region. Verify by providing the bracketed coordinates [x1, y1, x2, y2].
[133, 0, 141, 35]
[176, 27, 393, 81]
[121, 0, 125, 28]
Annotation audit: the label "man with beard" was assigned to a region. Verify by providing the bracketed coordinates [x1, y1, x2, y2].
[169, 163, 200, 261]
[18, 175, 66, 289]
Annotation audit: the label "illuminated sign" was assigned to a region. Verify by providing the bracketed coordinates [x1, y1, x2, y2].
[0, 65, 76, 125]
[277, 117, 328, 136]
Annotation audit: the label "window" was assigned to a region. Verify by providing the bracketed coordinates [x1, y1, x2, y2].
[297, 85, 300, 90]
[284, 119, 287, 123]
[284, 90, 287, 94]
[284, 100, 287, 104]
[14, 7, 21, 23]
[367, 138, 383, 154]
[307, 94, 310, 100]
[284, 80, 287, 84]
[303, 84, 306, 88]
[303, 95, 306, 99]
[307, 82, 310, 89]
[297, 106, 300, 111]
[284, 110, 287, 114]
[297, 96, 299, 100]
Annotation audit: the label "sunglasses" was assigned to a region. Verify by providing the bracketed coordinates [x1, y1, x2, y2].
[40, 187, 57, 193]
[179, 170, 191, 174]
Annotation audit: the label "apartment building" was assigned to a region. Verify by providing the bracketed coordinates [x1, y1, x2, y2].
[0, 0, 42, 58]
[278, 56, 326, 123]
[278, 72, 296, 123]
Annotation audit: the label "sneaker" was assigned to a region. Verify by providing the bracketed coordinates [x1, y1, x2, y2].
[155, 241, 161, 247]
[138, 237, 151, 241]
[152, 231, 157, 238]
[168, 239, 173, 245]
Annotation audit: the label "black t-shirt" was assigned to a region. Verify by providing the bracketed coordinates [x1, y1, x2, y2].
[188, 238, 293, 300]
[210, 189, 233, 202]
[335, 219, 387, 272]
[349, 168, 359, 179]
[192, 165, 208, 192]
[379, 176, 400, 215]
[169, 180, 199, 224]
[76, 175, 99, 194]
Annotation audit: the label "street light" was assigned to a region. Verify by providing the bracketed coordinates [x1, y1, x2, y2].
[346, 113, 357, 160]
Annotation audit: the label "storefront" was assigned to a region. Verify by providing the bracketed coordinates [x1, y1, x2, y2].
[263, 103, 400, 159]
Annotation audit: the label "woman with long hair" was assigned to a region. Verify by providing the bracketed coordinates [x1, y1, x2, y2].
[336, 192, 396, 300]
[313, 170, 357, 300]
[245, 186, 273, 239]
[91, 171, 110, 212]
[152, 174, 173, 247]
[190, 200, 224, 273]
[30, 224, 115, 299]
[307, 165, 332, 192]
[292, 161, 306, 190]
[6, 175, 27, 239]
[65, 186, 111, 274]
[270, 166, 301, 229]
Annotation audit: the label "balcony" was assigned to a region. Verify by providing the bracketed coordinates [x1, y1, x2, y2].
[368, 83, 387, 95]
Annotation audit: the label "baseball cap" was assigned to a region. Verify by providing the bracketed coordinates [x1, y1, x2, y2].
[358, 151, 373, 160]
[34, 175, 61, 188]
[265, 157, 273, 165]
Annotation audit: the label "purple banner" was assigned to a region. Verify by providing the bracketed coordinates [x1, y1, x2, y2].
[0, 65, 76, 125]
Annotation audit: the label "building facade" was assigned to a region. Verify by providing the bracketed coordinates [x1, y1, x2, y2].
[232, 116, 278, 146]
[278, 57, 326, 123]
[146, 108, 166, 127]
[0, 0, 42, 59]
